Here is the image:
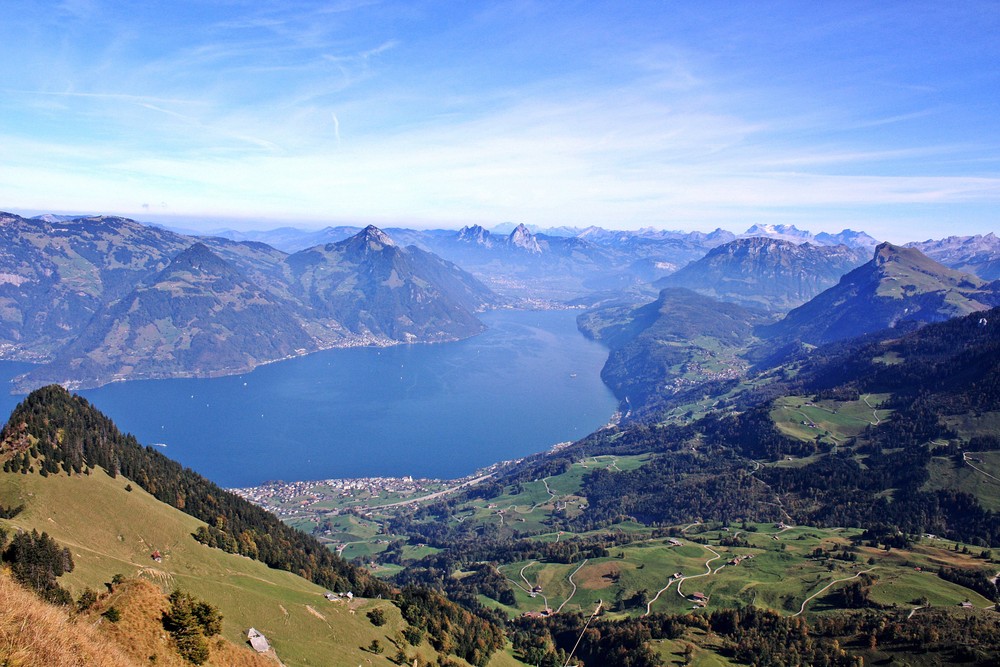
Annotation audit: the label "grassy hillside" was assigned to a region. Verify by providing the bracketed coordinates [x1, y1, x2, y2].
[0, 467, 500, 667]
[770, 393, 891, 447]
[4, 573, 275, 667]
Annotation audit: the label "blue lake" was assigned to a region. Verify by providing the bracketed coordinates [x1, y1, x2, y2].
[0, 310, 617, 487]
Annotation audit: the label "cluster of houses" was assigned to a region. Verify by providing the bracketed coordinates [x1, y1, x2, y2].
[230, 475, 432, 518]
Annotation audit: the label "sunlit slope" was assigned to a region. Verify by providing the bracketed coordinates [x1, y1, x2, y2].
[0, 467, 459, 667]
[0, 572, 275, 667]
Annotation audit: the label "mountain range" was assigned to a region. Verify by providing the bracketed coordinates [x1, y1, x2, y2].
[586, 242, 1000, 417]
[739, 223, 879, 249]
[654, 237, 870, 311]
[907, 233, 1000, 280]
[210, 222, 881, 300]
[0, 213, 497, 391]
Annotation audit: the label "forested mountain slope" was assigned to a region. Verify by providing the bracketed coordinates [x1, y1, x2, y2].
[553, 305, 1000, 545]
[579, 288, 766, 415]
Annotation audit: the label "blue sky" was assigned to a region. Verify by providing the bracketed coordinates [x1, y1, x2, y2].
[1, 1, 998, 241]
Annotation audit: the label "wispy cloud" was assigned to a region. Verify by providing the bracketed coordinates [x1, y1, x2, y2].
[1, 1, 998, 241]
[5, 89, 204, 107]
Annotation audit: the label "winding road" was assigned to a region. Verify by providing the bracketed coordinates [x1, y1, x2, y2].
[676, 545, 722, 597]
[554, 559, 589, 614]
[861, 394, 883, 425]
[963, 452, 1000, 484]
[791, 568, 876, 617]
[644, 543, 721, 616]
[507, 561, 550, 612]
[508, 558, 592, 615]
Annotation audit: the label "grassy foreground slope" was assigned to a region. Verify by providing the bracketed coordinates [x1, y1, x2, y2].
[1, 572, 276, 667]
[0, 467, 453, 667]
[0, 572, 139, 667]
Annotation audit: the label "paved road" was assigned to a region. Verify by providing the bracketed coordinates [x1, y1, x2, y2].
[554, 559, 588, 614]
[645, 542, 721, 616]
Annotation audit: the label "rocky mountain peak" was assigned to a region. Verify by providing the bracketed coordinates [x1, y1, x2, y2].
[359, 225, 395, 247]
[336, 225, 397, 257]
[873, 241, 900, 264]
[508, 223, 542, 253]
[871, 242, 935, 271]
[457, 224, 493, 246]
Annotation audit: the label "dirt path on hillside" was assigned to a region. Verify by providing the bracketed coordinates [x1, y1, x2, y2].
[791, 568, 876, 617]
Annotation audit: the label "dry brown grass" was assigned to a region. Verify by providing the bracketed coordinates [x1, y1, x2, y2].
[576, 561, 627, 590]
[0, 574, 276, 667]
[89, 578, 276, 667]
[0, 573, 139, 667]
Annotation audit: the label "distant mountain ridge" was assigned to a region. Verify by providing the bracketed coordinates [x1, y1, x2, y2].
[906, 233, 1000, 280]
[739, 223, 878, 249]
[0, 212, 194, 359]
[18, 242, 316, 390]
[196, 220, 882, 300]
[0, 213, 496, 391]
[655, 237, 869, 311]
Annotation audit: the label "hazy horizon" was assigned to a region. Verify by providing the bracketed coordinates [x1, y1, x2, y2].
[5, 206, 985, 246]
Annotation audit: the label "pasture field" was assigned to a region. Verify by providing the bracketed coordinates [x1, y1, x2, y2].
[486, 522, 998, 623]
[925, 450, 1000, 512]
[771, 394, 892, 446]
